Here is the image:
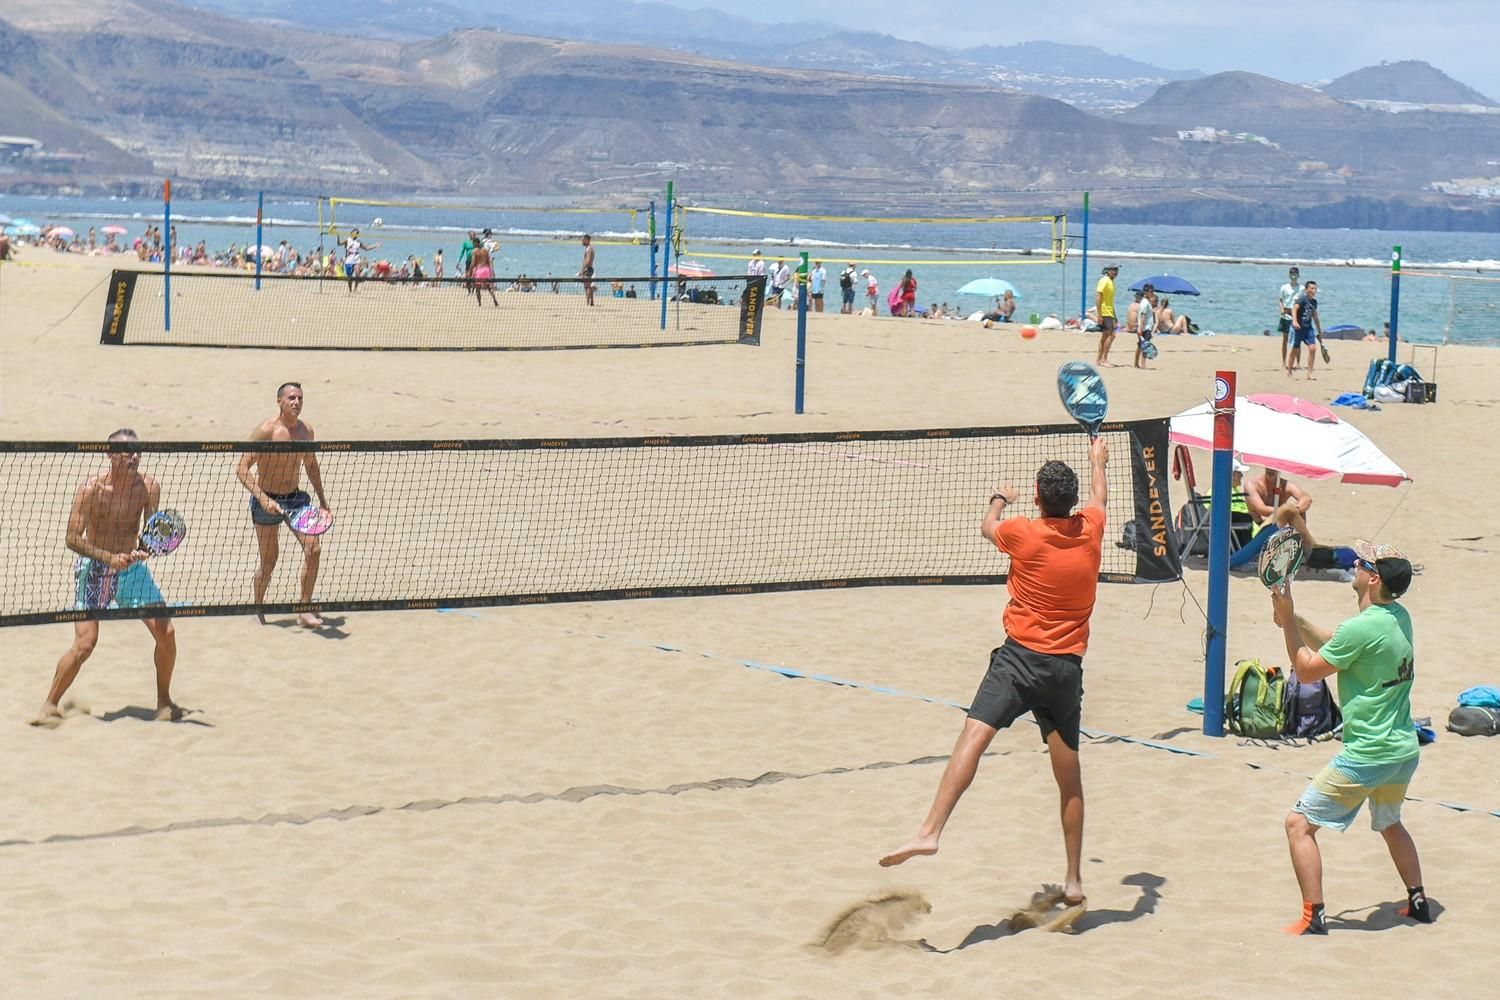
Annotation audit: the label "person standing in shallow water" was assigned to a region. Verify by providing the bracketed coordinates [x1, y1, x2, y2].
[879, 438, 1109, 919]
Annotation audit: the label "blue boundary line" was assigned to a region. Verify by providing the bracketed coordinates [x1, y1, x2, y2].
[438, 607, 1500, 819]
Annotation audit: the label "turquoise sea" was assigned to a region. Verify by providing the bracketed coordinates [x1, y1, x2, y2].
[4, 193, 1496, 344]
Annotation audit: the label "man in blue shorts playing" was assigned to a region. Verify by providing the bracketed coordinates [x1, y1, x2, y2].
[1270, 539, 1431, 934]
[34, 428, 181, 726]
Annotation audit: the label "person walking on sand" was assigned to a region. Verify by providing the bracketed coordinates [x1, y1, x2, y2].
[879, 438, 1109, 918]
[1270, 540, 1430, 935]
[1094, 265, 1119, 366]
[237, 382, 332, 629]
[579, 234, 596, 306]
[1288, 280, 1324, 379]
[1134, 283, 1157, 369]
[34, 429, 181, 727]
[1278, 267, 1302, 370]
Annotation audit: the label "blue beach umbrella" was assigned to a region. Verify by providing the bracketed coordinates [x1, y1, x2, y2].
[1129, 274, 1200, 296]
[1324, 324, 1363, 335]
[956, 277, 1020, 298]
[13, 223, 41, 236]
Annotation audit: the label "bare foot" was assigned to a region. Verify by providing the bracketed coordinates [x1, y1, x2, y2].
[256, 612, 268, 626]
[878, 835, 939, 867]
[297, 612, 326, 628]
[155, 702, 185, 722]
[30, 706, 65, 729]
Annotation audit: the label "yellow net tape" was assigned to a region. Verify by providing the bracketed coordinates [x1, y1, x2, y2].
[681, 206, 1058, 225]
[680, 250, 1059, 266]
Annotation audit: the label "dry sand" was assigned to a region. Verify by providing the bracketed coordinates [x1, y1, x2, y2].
[2, 253, 1498, 997]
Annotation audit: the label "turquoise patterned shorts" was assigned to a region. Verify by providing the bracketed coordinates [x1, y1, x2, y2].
[74, 557, 164, 611]
[1294, 753, 1419, 832]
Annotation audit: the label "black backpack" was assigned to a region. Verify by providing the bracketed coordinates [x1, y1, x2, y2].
[839, 270, 854, 290]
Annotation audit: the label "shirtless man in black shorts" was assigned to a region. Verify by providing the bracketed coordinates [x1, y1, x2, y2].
[236, 382, 331, 627]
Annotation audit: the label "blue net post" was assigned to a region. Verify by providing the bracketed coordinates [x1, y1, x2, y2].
[659, 181, 674, 331]
[1203, 370, 1236, 737]
[1078, 192, 1090, 323]
[1387, 245, 1401, 363]
[255, 191, 264, 291]
[648, 200, 658, 300]
[795, 251, 809, 414]
[163, 178, 171, 332]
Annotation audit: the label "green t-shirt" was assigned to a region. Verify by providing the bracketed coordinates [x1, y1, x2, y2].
[1318, 603, 1417, 764]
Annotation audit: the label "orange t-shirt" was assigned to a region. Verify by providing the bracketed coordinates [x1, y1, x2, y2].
[994, 506, 1105, 656]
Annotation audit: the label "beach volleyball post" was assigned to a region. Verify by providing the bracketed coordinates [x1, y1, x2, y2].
[162, 178, 172, 332]
[1388, 245, 1402, 364]
[1079, 191, 1090, 322]
[659, 181, 675, 330]
[648, 200, 658, 300]
[1203, 371, 1236, 736]
[795, 251, 809, 414]
[254, 191, 265, 291]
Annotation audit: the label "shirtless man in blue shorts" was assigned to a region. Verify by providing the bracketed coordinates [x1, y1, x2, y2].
[34, 428, 180, 726]
[237, 382, 331, 627]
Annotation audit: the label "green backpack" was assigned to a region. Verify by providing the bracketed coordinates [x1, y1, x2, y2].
[1226, 659, 1287, 738]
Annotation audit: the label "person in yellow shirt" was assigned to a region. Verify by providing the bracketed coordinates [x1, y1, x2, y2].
[1094, 265, 1120, 367]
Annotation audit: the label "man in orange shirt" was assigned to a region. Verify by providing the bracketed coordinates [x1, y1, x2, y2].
[880, 437, 1108, 913]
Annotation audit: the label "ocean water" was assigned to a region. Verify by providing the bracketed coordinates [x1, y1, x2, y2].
[4, 193, 1496, 344]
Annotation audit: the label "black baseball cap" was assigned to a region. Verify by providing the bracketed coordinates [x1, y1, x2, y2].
[1103, 264, 1119, 273]
[1353, 539, 1413, 598]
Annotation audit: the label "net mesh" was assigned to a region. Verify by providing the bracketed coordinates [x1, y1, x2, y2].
[0, 423, 1180, 627]
[100, 270, 765, 350]
[1399, 270, 1500, 346]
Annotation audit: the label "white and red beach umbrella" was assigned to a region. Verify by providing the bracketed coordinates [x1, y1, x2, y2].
[1169, 393, 1410, 486]
[669, 260, 715, 278]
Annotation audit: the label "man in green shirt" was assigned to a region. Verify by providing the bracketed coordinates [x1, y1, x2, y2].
[1270, 539, 1431, 935]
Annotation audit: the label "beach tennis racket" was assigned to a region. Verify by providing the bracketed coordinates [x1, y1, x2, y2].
[1258, 528, 1306, 592]
[1141, 339, 1159, 361]
[1057, 361, 1108, 437]
[1319, 341, 1331, 364]
[137, 509, 187, 557]
[284, 505, 334, 536]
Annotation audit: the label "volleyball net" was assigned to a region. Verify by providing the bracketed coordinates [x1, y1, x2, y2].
[1398, 270, 1500, 346]
[98, 270, 765, 350]
[0, 422, 1181, 627]
[323, 197, 655, 277]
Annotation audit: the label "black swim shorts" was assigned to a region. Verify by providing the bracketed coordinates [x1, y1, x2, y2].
[250, 489, 311, 526]
[1099, 316, 1117, 333]
[967, 638, 1084, 750]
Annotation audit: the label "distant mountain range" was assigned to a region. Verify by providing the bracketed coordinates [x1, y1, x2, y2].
[184, 0, 1206, 109]
[2, 0, 1497, 230]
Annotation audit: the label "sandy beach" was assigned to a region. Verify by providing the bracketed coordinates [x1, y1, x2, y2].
[2, 252, 1498, 997]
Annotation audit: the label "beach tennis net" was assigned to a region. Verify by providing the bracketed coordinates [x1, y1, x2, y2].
[0, 422, 1180, 627]
[99, 270, 765, 350]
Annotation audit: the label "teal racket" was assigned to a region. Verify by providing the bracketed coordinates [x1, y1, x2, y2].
[1057, 361, 1108, 437]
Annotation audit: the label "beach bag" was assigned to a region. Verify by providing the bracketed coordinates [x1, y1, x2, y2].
[1363, 359, 1397, 398]
[1446, 706, 1500, 737]
[1282, 673, 1341, 737]
[1225, 659, 1287, 738]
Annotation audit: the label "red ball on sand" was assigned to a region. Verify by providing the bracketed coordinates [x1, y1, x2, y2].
[1020, 325, 1038, 340]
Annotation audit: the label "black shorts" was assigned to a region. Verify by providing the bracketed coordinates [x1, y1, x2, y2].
[1099, 316, 1117, 333]
[250, 489, 310, 526]
[967, 638, 1084, 750]
[1278, 317, 1292, 334]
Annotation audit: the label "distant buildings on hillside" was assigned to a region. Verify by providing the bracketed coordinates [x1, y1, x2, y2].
[1175, 126, 1279, 147]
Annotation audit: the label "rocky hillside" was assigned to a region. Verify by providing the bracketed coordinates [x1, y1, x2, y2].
[1323, 60, 1496, 107]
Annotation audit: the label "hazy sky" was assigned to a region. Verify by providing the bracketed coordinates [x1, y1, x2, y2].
[715, 0, 1499, 98]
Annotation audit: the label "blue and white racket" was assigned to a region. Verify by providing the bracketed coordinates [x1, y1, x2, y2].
[1057, 361, 1109, 438]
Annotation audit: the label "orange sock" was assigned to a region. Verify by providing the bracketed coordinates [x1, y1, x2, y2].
[1282, 901, 1327, 935]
